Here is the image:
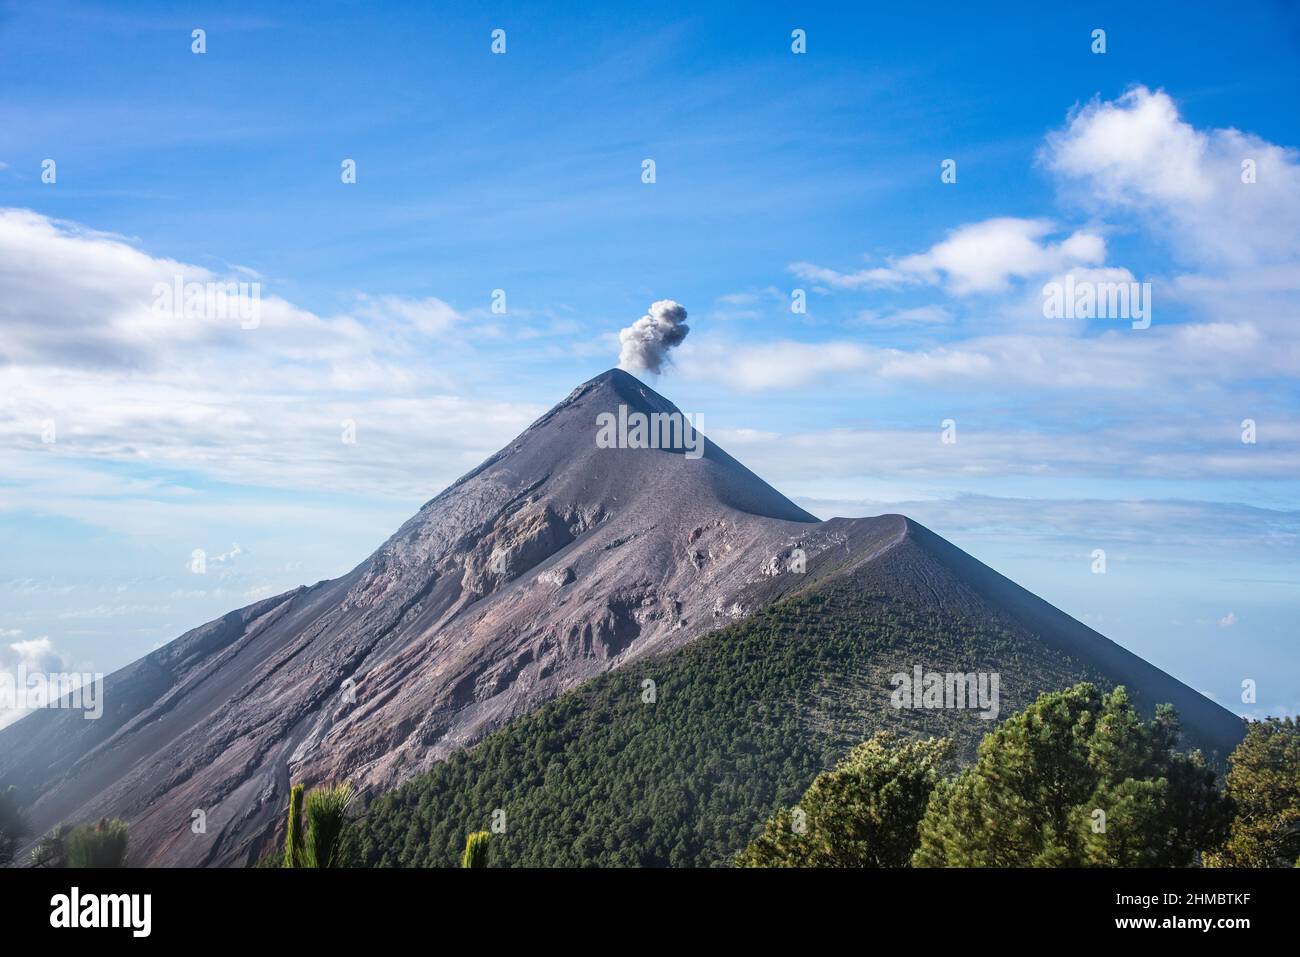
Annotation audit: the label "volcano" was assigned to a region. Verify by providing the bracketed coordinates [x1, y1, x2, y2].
[0, 369, 1245, 866]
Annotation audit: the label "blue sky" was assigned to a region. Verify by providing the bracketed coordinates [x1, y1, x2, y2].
[1, 0, 1297, 725]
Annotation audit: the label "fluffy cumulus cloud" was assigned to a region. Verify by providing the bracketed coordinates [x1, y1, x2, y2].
[2, 636, 63, 672]
[791, 218, 1107, 295]
[0, 208, 545, 507]
[0, 634, 71, 729]
[0, 209, 347, 371]
[617, 299, 690, 374]
[1042, 85, 1300, 268]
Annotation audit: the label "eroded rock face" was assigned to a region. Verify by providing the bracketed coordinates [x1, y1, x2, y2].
[0, 369, 1247, 867]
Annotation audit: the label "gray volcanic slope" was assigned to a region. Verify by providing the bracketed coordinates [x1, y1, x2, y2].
[0, 369, 1244, 866]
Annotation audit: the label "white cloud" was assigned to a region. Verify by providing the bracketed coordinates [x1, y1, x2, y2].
[55, 604, 173, 620]
[791, 218, 1107, 295]
[0, 208, 547, 515]
[1042, 85, 1300, 269]
[0, 635, 70, 729]
[711, 340, 875, 390]
[6, 637, 61, 667]
[893, 218, 1107, 295]
[710, 420, 1300, 483]
[210, 544, 243, 565]
[745, 89, 1300, 397]
[683, 310, 1296, 393]
[356, 294, 462, 336]
[788, 260, 907, 291]
[852, 305, 954, 328]
[1045, 87, 1212, 206]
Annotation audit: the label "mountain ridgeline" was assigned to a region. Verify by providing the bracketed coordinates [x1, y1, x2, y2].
[339, 522, 1242, 867]
[0, 369, 1244, 866]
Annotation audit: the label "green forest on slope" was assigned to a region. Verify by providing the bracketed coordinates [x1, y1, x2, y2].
[340, 582, 1111, 868]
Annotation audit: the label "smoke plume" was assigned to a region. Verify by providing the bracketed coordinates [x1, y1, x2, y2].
[617, 299, 689, 374]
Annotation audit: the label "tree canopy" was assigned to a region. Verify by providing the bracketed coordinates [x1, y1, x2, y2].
[1206, 716, 1300, 867]
[913, 683, 1230, 866]
[737, 731, 951, 867]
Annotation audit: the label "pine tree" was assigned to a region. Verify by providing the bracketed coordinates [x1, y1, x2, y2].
[737, 732, 951, 867]
[1205, 716, 1300, 867]
[913, 683, 1230, 866]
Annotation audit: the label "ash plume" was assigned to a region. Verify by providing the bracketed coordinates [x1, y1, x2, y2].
[617, 299, 690, 374]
